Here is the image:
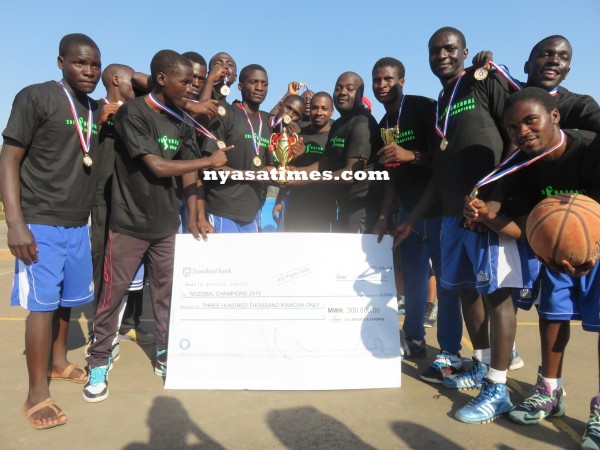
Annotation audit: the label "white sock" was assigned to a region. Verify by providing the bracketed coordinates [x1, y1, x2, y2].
[486, 368, 507, 384]
[512, 341, 517, 351]
[542, 377, 560, 392]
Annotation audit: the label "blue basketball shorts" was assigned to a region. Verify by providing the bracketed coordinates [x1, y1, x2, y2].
[440, 216, 540, 294]
[534, 264, 600, 331]
[11, 224, 94, 312]
[208, 213, 258, 233]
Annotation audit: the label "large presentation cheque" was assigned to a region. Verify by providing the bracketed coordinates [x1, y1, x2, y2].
[165, 233, 401, 390]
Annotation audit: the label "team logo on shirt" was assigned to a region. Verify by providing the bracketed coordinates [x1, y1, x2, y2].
[65, 117, 99, 135]
[157, 135, 180, 151]
[330, 136, 345, 149]
[396, 129, 416, 145]
[541, 186, 586, 198]
[305, 143, 325, 155]
[438, 98, 476, 121]
[243, 133, 269, 148]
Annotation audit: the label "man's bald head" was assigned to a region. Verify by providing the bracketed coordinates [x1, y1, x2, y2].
[334, 71, 365, 114]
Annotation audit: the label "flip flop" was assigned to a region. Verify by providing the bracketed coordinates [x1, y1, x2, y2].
[22, 398, 67, 430]
[48, 362, 88, 384]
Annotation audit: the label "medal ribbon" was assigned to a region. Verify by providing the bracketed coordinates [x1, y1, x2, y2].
[270, 115, 285, 132]
[474, 130, 566, 191]
[385, 94, 406, 129]
[236, 103, 263, 157]
[488, 62, 559, 96]
[146, 93, 220, 143]
[435, 71, 466, 140]
[58, 81, 92, 157]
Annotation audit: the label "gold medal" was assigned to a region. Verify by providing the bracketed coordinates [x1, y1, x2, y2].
[217, 106, 226, 116]
[220, 85, 230, 96]
[216, 140, 227, 150]
[474, 68, 488, 81]
[253, 156, 262, 167]
[83, 154, 93, 167]
[283, 115, 291, 124]
[440, 138, 448, 151]
[469, 187, 479, 202]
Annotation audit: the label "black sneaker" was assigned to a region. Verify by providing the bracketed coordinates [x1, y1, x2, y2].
[420, 351, 463, 384]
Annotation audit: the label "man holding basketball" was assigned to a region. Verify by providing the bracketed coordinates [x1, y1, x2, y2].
[464, 87, 600, 448]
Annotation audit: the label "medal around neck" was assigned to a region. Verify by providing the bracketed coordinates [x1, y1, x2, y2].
[83, 154, 93, 167]
[253, 156, 262, 167]
[216, 140, 227, 150]
[217, 106, 227, 116]
[440, 138, 449, 151]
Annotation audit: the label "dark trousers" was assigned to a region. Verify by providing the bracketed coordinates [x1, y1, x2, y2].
[87, 231, 175, 367]
[91, 204, 141, 335]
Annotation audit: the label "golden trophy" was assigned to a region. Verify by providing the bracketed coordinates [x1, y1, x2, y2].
[380, 126, 400, 167]
[269, 126, 298, 181]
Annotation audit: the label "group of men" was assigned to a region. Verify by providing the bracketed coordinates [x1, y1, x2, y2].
[1, 28, 599, 449]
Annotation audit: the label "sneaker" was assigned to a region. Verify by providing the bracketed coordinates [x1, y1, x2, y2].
[397, 295, 406, 314]
[583, 396, 600, 450]
[420, 351, 463, 384]
[118, 326, 156, 345]
[455, 381, 513, 424]
[423, 302, 438, 328]
[442, 357, 488, 390]
[400, 335, 428, 359]
[83, 360, 110, 403]
[508, 380, 565, 424]
[154, 349, 167, 377]
[508, 349, 525, 371]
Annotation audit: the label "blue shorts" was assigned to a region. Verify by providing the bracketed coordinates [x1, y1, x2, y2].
[208, 214, 258, 233]
[531, 264, 600, 331]
[440, 216, 540, 294]
[11, 224, 94, 312]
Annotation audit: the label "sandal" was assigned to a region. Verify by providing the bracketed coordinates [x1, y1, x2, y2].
[48, 362, 88, 384]
[22, 398, 67, 430]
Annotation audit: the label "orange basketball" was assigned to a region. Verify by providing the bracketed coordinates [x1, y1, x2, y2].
[526, 194, 600, 267]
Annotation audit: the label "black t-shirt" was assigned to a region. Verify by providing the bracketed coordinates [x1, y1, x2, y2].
[379, 94, 441, 217]
[2, 81, 101, 226]
[93, 98, 117, 207]
[492, 130, 600, 216]
[433, 73, 513, 216]
[201, 100, 273, 222]
[324, 107, 384, 207]
[285, 125, 336, 231]
[554, 86, 600, 132]
[110, 96, 199, 239]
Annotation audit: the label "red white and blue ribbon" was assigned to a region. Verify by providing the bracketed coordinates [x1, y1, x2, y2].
[488, 62, 559, 96]
[385, 94, 406, 129]
[435, 71, 466, 140]
[147, 93, 220, 144]
[473, 130, 566, 192]
[236, 103, 263, 157]
[58, 80, 92, 156]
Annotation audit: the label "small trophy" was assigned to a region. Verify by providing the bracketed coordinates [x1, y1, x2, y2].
[269, 126, 298, 181]
[380, 126, 400, 167]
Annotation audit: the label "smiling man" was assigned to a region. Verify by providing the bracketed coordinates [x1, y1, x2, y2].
[463, 86, 600, 447]
[0, 33, 102, 429]
[370, 57, 463, 379]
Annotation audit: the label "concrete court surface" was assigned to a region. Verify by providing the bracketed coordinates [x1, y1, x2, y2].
[0, 243, 596, 450]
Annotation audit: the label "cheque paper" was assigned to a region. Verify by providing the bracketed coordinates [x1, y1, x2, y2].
[165, 233, 400, 390]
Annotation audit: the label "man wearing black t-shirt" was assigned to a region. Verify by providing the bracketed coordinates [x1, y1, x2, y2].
[0, 33, 102, 429]
[200, 64, 274, 233]
[465, 87, 600, 448]
[370, 57, 463, 381]
[84, 50, 229, 403]
[287, 72, 384, 233]
[422, 27, 534, 424]
[273, 92, 337, 231]
[90, 64, 155, 350]
[474, 35, 600, 133]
